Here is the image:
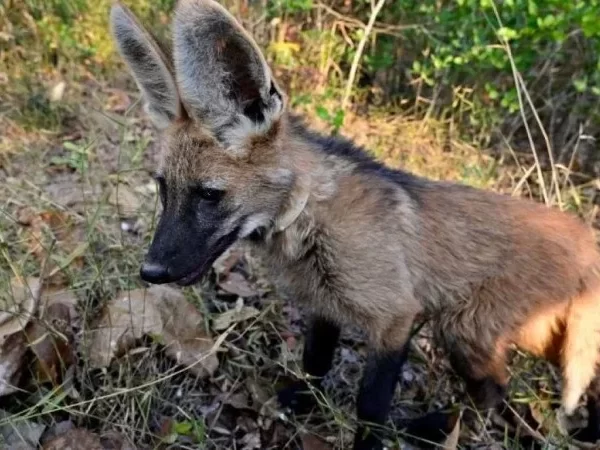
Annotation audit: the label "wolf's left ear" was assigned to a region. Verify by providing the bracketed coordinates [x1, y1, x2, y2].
[173, 0, 284, 145]
[110, 3, 183, 129]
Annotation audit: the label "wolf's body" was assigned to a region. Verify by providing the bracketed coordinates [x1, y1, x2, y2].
[258, 116, 600, 411]
[110, 1, 600, 448]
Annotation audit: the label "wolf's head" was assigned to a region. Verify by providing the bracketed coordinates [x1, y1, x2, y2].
[110, 0, 306, 285]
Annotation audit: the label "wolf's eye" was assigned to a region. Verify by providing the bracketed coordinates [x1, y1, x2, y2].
[194, 186, 225, 203]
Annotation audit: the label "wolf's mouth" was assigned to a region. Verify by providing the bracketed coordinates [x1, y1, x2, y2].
[175, 227, 240, 287]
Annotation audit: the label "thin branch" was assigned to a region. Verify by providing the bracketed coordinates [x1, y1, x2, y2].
[489, 2, 549, 206]
[341, 0, 387, 110]
[315, 1, 418, 37]
[490, 1, 561, 207]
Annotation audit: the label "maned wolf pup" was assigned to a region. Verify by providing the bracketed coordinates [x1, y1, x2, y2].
[110, 1, 600, 448]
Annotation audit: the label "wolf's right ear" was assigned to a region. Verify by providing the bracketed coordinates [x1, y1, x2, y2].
[110, 3, 183, 129]
[173, 0, 284, 148]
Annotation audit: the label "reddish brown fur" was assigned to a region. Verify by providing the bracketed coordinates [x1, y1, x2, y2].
[111, 0, 600, 438]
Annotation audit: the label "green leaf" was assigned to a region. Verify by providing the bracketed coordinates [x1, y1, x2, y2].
[496, 27, 518, 41]
[63, 141, 81, 152]
[573, 78, 588, 93]
[332, 109, 345, 130]
[315, 105, 330, 121]
[174, 421, 193, 435]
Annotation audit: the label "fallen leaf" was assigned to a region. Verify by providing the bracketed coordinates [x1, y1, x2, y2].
[246, 378, 271, 407]
[48, 81, 66, 102]
[108, 183, 142, 218]
[16, 206, 36, 226]
[98, 430, 137, 450]
[240, 429, 261, 449]
[218, 271, 258, 297]
[40, 420, 74, 444]
[527, 398, 555, 434]
[43, 180, 98, 211]
[222, 391, 251, 410]
[0, 409, 46, 449]
[87, 286, 219, 377]
[21, 210, 86, 287]
[43, 429, 103, 450]
[0, 277, 41, 396]
[213, 298, 260, 331]
[105, 88, 131, 113]
[0, 332, 27, 396]
[25, 302, 75, 386]
[133, 181, 157, 197]
[441, 416, 461, 450]
[301, 432, 333, 450]
[42, 428, 135, 450]
[39, 287, 79, 325]
[213, 247, 244, 276]
[0, 277, 41, 338]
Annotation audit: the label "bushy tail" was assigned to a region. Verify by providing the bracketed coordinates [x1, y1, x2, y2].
[562, 285, 600, 414]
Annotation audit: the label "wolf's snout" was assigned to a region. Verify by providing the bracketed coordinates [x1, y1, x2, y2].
[140, 261, 171, 284]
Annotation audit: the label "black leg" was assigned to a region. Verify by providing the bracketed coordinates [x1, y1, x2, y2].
[464, 375, 506, 411]
[400, 409, 461, 449]
[353, 345, 409, 450]
[446, 347, 507, 415]
[302, 316, 341, 378]
[278, 316, 340, 414]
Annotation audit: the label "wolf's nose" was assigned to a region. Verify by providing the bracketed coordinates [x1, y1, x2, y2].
[140, 262, 170, 284]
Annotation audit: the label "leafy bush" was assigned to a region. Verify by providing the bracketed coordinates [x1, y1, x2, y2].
[265, 0, 599, 162]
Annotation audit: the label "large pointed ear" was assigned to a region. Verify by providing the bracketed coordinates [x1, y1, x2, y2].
[110, 3, 183, 129]
[173, 0, 284, 146]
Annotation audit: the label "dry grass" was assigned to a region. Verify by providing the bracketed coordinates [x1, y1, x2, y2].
[0, 1, 599, 449]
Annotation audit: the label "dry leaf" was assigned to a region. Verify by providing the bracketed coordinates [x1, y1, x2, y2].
[441, 416, 461, 450]
[43, 181, 98, 211]
[43, 429, 103, 450]
[39, 287, 79, 325]
[301, 432, 333, 450]
[87, 286, 219, 377]
[105, 88, 131, 113]
[212, 305, 260, 331]
[22, 210, 86, 287]
[134, 181, 158, 197]
[25, 302, 75, 386]
[0, 409, 46, 449]
[0, 278, 41, 396]
[218, 271, 258, 297]
[42, 428, 135, 450]
[0, 277, 41, 338]
[48, 81, 65, 102]
[108, 183, 142, 217]
[239, 429, 261, 449]
[213, 298, 260, 331]
[0, 332, 27, 396]
[40, 420, 75, 445]
[97, 430, 137, 450]
[223, 391, 251, 410]
[212, 247, 243, 276]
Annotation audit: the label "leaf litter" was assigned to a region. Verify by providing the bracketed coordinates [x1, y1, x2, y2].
[0, 277, 42, 396]
[87, 285, 219, 377]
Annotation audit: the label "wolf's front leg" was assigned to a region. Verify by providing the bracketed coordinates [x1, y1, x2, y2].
[278, 316, 340, 415]
[352, 346, 409, 450]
